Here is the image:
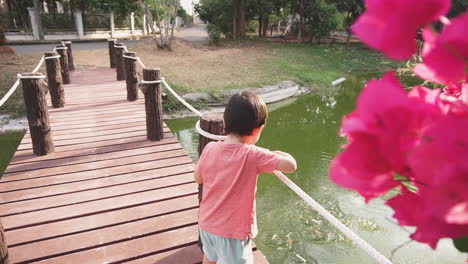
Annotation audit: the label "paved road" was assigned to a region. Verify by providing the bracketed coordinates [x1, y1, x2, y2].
[10, 39, 146, 54]
[175, 24, 208, 42]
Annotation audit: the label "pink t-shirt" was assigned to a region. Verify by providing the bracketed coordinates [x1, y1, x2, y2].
[196, 141, 281, 240]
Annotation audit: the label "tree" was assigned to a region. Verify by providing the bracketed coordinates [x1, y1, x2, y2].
[306, 0, 341, 43]
[331, 0, 364, 42]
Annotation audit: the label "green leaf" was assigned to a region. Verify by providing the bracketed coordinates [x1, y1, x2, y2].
[453, 236, 468, 253]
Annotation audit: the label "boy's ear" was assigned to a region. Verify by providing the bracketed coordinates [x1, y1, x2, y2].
[253, 125, 265, 136]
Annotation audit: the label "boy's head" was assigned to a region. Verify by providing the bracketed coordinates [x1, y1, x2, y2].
[224, 91, 268, 139]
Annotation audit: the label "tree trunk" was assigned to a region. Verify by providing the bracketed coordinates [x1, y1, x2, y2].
[56, 46, 70, 84]
[44, 52, 65, 108]
[141, 68, 164, 141]
[298, 13, 304, 41]
[168, 0, 179, 49]
[262, 15, 269, 38]
[238, 0, 246, 40]
[124, 52, 138, 101]
[258, 14, 262, 37]
[153, 0, 164, 46]
[33, 0, 44, 40]
[232, 15, 237, 40]
[0, 219, 10, 264]
[139, 0, 161, 48]
[20, 72, 55, 156]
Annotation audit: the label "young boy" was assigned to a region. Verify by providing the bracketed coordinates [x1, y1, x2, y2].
[194, 91, 297, 264]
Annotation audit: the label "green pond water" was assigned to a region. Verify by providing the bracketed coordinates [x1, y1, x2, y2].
[0, 132, 25, 178]
[166, 75, 466, 264]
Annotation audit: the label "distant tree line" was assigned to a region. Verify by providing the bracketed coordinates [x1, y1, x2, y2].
[195, 0, 467, 43]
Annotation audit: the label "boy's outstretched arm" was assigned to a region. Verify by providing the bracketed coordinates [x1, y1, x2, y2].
[273, 151, 297, 173]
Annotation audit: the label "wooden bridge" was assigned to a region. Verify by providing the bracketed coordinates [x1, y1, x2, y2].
[0, 67, 268, 263]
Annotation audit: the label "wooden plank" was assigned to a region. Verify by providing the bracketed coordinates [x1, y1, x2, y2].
[6, 143, 184, 173]
[0, 172, 195, 216]
[0, 156, 193, 192]
[0, 164, 195, 205]
[6, 194, 198, 247]
[2, 183, 198, 230]
[10, 137, 180, 165]
[9, 209, 199, 263]
[14, 132, 174, 154]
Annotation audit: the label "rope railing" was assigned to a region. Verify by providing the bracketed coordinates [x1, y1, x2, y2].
[0, 54, 46, 108]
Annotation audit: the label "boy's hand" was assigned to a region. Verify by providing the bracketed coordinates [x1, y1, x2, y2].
[273, 151, 297, 173]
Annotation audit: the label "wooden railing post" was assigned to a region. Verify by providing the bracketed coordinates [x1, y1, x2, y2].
[61, 40, 75, 71]
[124, 52, 139, 101]
[197, 112, 225, 251]
[44, 52, 65, 108]
[19, 72, 55, 156]
[114, 42, 126, 81]
[55, 46, 70, 84]
[0, 219, 10, 264]
[108, 38, 117, 68]
[140, 68, 164, 141]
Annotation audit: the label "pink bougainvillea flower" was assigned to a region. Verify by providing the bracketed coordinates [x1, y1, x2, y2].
[443, 83, 463, 98]
[414, 12, 468, 84]
[408, 116, 468, 185]
[352, 0, 451, 60]
[331, 73, 441, 201]
[330, 134, 398, 201]
[386, 188, 468, 249]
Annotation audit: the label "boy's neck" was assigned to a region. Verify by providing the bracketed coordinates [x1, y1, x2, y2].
[225, 133, 249, 144]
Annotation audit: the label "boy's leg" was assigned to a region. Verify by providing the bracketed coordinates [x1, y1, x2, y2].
[203, 255, 216, 264]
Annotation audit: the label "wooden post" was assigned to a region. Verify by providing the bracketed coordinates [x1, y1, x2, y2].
[139, 68, 164, 141]
[0, 219, 10, 264]
[108, 38, 117, 68]
[44, 52, 65, 108]
[114, 42, 126, 81]
[55, 46, 70, 84]
[61, 40, 75, 71]
[197, 113, 225, 251]
[19, 73, 55, 156]
[124, 52, 138, 101]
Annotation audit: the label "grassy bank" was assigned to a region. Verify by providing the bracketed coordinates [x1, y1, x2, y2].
[0, 132, 24, 177]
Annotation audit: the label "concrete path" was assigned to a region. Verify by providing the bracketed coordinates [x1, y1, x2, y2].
[9, 39, 146, 54]
[176, 24, 208, 43]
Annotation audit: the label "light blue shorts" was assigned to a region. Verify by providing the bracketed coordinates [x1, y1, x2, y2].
[199, 228, 253, 264]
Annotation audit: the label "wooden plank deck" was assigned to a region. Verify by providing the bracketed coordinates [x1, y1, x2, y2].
[1, 69, 269, 263]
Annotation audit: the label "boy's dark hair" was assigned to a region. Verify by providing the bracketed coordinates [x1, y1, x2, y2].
[224, 91, 268, 136]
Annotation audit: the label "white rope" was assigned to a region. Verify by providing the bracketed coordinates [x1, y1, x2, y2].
[32, 56, 45, 73]
[124, 46, 129, 52]
[0, 80, 20, 107]
[53, 47, 57, 52]
[195, 120, 227, 141]
[161, 79, 203, 117]
[17, 74, 47, 79]
[123, 55, 139, 60]
[273, 171, 393, 264]
[108, 38, 117, 42]
[44, 55, 61, 60]
[55, 46, 68, 50]
[137, 58, 146, 68]
[140, 80, 163, 84]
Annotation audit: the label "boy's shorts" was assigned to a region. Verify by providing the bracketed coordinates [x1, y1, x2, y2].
[199, 228, 253, 264]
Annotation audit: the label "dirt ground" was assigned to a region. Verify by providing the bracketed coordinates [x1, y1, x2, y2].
[72, 38, 277, 93]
